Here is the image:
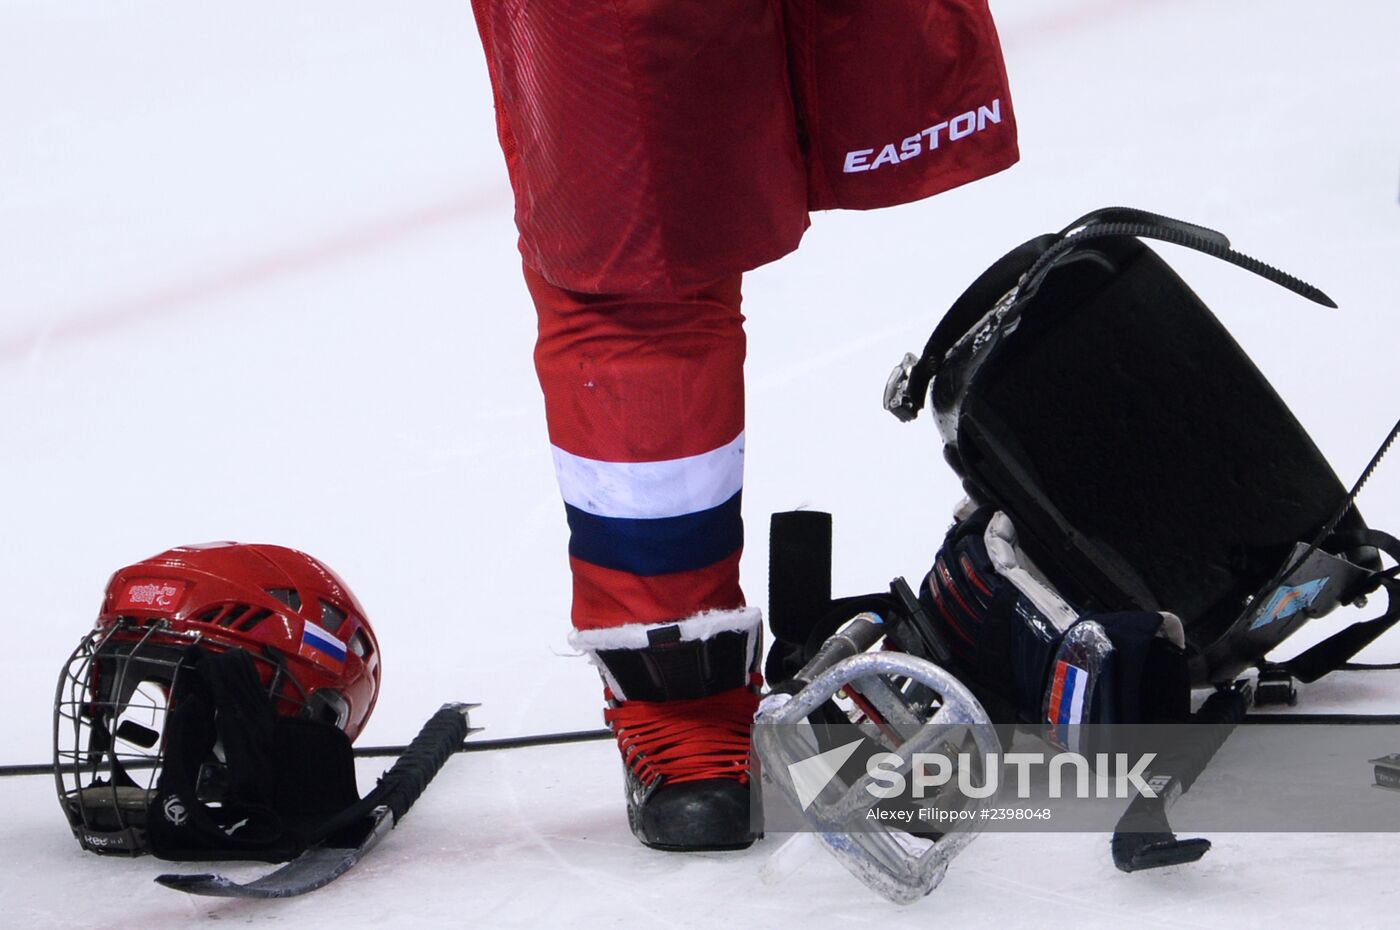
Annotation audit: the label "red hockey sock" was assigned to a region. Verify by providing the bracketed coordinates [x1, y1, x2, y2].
[526, 263, 748, 631]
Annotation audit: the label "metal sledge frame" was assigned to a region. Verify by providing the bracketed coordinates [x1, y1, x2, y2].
[756, 635, 1001, 904]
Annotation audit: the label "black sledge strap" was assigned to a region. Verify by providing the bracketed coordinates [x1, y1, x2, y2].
[1254, 415, 1400, 607]
[1019, 220, 1336, 308]
[885, 233, 1052, 423]
[1256, 416, 1400, 683]
[765, 510, 955, 711]
[886, 207, 1336, 424]
[1279, 529, 1400, 683]
[766, 510, 954, 685]
[1053, 206, 1231, 248]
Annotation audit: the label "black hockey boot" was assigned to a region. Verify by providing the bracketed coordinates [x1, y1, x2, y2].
[571, 608, 762, 851]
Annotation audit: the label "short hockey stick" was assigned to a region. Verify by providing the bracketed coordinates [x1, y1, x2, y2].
[155, 702, 476, 898]
[1110, 684, 1251, 872]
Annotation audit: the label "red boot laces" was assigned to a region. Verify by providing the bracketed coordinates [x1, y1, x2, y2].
[604, 678, 760, 787]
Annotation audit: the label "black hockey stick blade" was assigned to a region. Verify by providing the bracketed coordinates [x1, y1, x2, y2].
[1112, 831, 1212, 873]
[1110, 783, 1212, 873]
[1110, 685, 1250, 874]
[156, 702, 475, 899]
[155, 807, 395, 898]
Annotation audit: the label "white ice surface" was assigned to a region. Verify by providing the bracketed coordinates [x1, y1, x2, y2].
[2, 1, 1398, 926]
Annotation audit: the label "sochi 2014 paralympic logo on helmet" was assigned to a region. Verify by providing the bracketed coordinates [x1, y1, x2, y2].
[121, 581, 185, 609]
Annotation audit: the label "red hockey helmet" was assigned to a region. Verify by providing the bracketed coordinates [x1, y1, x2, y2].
[93, 542, 380, 738]
[55, 543, 382, 854]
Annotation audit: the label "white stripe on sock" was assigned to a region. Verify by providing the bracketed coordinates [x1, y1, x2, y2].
[551, 432, 744, 520]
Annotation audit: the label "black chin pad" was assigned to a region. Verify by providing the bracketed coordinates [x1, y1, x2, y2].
[271, 716, 358, 820]
[148, 647, 359, 862]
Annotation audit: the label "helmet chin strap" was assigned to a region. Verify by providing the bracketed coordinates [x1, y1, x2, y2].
[145, 644, 361, 863]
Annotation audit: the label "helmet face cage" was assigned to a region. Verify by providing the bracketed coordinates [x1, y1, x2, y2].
[53, 618, 308, 855]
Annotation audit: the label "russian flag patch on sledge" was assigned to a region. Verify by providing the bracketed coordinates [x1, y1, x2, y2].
[1046, 659, 1090, 745]
[1046, 660, 1090, 753]
[300, 622, 347, 667]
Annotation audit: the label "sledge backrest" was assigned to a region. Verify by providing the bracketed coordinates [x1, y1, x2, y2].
[925, 214, 1363, 677]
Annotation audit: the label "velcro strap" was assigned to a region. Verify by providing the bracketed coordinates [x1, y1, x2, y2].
[573, 609, 762, 703]
[598, 630, 752, 702]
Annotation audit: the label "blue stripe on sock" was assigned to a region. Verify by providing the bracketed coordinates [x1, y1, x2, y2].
[566, 492, 743, 576]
